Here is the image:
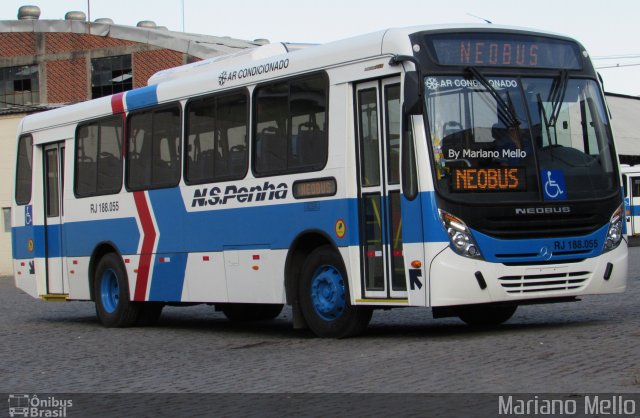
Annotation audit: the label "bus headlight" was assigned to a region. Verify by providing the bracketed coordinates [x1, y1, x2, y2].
[603, 205, 623, 253]
[439, 210, 482, 259]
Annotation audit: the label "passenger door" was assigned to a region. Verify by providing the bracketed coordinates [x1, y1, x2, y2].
[43, 142, 67, 295]
[355, 78, 409, 300]
[631, 176, 640, 236]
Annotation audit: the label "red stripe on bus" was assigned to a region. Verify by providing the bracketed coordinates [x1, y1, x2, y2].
[133, 191, 156, 301]
[111, 92, 125, 114]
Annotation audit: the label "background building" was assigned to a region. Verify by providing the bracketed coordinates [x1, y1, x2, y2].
[0, 5, 263, 274]
[605, 93, 640, 166]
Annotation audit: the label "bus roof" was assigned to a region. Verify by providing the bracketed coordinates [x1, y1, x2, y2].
[20, 24, 581, 139]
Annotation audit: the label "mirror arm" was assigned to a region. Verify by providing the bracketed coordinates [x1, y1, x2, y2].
[389, 55, 424, 115]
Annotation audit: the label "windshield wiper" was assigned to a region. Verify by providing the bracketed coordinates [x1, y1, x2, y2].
[466, 66, 520, 128]
[548, 69, 569, 127]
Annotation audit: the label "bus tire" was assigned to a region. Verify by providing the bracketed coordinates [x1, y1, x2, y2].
[220, 303, 284, 322]
[299, 245, 372, 338]
[94, 253, 140, 327]
[456, 304, 517, 327]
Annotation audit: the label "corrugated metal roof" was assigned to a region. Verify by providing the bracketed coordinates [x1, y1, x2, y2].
[0, 104, 59, 116]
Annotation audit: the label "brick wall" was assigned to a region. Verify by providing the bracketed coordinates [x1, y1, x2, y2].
[133, 49, 185, 87]
[46, 58, 87, 103]
[45, 33, 136, 54]
[0, 33, 36, 57]
[0, 31, 192, 101]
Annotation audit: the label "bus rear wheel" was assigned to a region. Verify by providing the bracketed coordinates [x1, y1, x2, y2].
[456, 304, 517, 327]
[299, 246, 372, 338]
[94, 253, 141, 327]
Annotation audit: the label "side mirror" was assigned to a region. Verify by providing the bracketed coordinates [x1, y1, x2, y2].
[404, 71, 423, 115]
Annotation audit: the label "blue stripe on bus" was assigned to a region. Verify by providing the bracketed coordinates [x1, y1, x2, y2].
[10, 190, 477, 262]
[12, 225, 44, 259]
[12, 218, 140, 260]
[45, 224, 62, 257]
[472, 223, 609, 263]
[421, 191, 449, 243]
[628, 205, 640, 216]
[125, 85, 158, 111]
[146, 187, 363, 252]
[64, 218, 140, 256]
[148, 253, 188, 301]
[22, 190, 614, 267]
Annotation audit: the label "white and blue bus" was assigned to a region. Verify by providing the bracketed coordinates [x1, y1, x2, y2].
[12, 25, 627, 337]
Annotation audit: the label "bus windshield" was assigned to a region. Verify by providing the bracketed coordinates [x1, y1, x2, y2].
[426, 75, 618, 203]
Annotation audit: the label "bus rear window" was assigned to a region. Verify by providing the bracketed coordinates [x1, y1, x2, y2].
[15, 134, 33, 205]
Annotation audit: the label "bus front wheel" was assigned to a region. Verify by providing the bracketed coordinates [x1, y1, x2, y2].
[299, 246, 372, 338]
[94, 253, 141, 327]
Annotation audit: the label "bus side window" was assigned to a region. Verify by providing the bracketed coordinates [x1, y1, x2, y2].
[633, 177, 640, 198]
[185, 91, 248, 184]
[127, 104, 181, 190]
[254, 73, 328, 176]
[15, 134, 33, 205]
[75, 117, 123, 197]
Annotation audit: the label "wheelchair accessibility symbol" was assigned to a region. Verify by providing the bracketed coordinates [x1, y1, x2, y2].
[24, 205, 32, 226]
[542, 170, 566, 201]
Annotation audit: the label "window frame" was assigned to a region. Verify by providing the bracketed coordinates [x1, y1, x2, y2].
[14, 134, 33, 205]
[183, 88, 250, 185]
[91, 55, 133, 99]
[73, 115, 124, 198]
[0, 65, 40, 109]
[125, 102, 183, 192]
[252, 71, 329, 178]
[2, 207, 11, 233]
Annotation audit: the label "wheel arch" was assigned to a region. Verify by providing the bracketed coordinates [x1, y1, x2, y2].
[88, 241, 123, 301]
[284, 229, 342, 329]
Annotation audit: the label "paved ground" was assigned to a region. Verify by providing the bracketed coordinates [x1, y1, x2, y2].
[1, 246, 639, 398]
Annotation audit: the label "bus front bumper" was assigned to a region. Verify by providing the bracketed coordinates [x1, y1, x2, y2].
[429, 240, 628, 307]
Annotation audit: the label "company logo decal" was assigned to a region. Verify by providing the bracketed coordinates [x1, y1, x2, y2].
[514, 206, 571, 215]
[335, 219, 346, 239]
[191, 181, 288, 207]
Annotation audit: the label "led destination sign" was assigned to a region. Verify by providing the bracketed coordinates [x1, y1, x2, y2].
[452, 167, 526, 192]
[430, 35, 582, 69]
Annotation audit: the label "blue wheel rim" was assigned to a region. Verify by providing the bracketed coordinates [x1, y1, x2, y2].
[100, 268, 120, 314]
[310, 264, 346, 321]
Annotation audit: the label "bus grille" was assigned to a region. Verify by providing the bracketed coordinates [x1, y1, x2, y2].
[498, 271, 590, 294]
[481, 214, 602, 239]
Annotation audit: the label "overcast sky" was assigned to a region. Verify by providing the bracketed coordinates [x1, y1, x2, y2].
[3, 0, 639, 96]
